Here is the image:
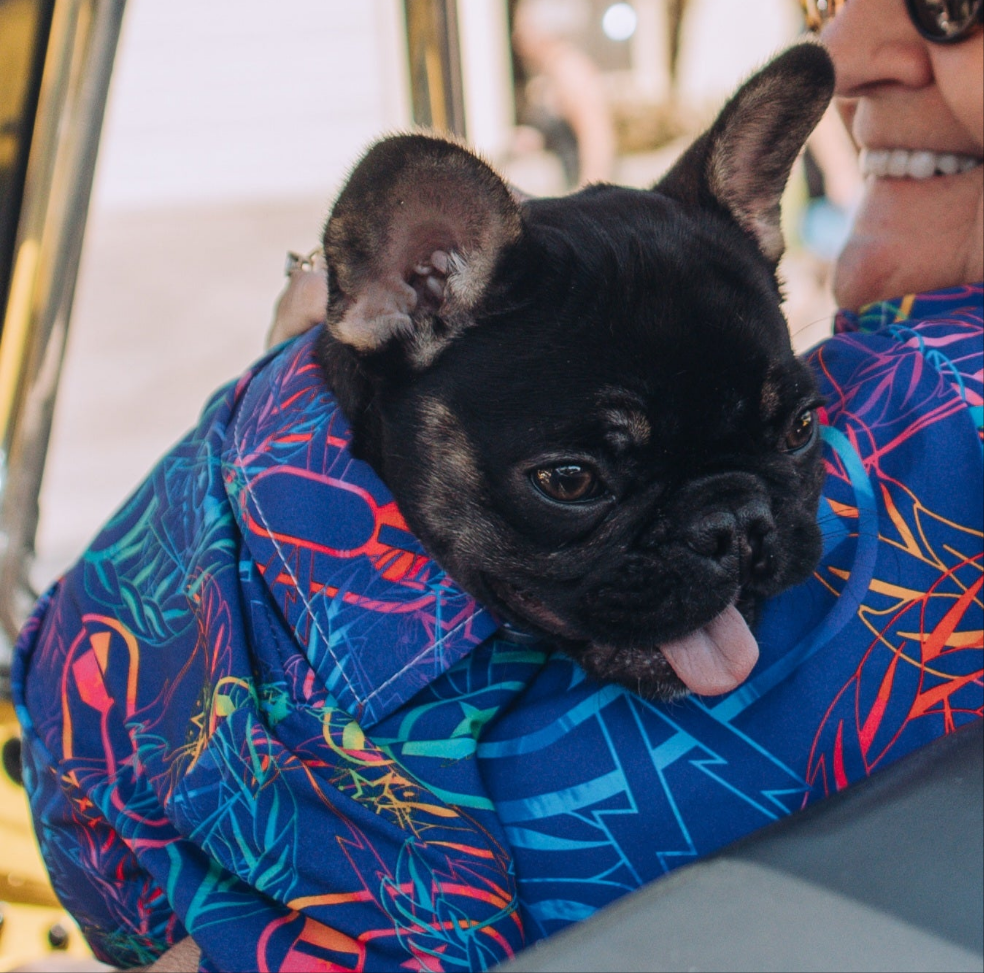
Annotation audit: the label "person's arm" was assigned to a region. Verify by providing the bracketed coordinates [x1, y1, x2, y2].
[545, 42, 617, 186]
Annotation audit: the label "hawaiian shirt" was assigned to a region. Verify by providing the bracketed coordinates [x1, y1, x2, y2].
[13, 284, 983, 972]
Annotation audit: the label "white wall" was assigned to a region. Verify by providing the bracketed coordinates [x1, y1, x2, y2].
[93, 0, 411, 209]
[458, 0, 516, 158]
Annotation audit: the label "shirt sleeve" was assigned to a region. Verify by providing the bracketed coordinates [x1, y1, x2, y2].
[15, 586, 527, 973]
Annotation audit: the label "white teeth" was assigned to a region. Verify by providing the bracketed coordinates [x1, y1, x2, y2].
[887, 149, 910, 177]
[865, 149, 889, 176]
[937, 153, 960, 175]
[860, 148, 983, 179]
[907, 150, 936, 179]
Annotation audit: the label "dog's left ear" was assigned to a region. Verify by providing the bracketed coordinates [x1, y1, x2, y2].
[657, 43, 834, 266]
[323, 134, 522, 366]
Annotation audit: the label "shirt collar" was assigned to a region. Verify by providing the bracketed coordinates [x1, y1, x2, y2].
[223, 328, 499, 728]
[835, 282, 984, 335]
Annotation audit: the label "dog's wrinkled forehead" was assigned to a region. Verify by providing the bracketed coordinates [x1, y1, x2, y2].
[597, 388, 652, 453]
[460, 185, 794, 410]
[433, 248, 795, 469]
[519, 185, 787, 330]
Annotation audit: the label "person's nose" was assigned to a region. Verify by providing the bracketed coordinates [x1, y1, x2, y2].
[821, 0, 934, 98]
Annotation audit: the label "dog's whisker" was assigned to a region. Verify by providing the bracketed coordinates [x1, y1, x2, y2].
[790, 315, 835, 347]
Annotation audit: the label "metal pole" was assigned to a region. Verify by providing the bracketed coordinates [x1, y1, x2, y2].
[403, 0, 467, 137]
[0, 0, 126, 671]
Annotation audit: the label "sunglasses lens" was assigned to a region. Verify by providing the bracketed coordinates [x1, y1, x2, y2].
[909, 0, 982, 38]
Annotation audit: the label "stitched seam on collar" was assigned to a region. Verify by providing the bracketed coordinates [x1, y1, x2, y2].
[359, 605, 489, 710]
[230, 368, 361, 707]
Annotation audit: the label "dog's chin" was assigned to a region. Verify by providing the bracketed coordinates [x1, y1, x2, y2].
[481, 575, 586, 642]
[480, 574, 764, 702]
[481, 576, 683, 699]
[576, 641, 691, 701]
[570, 603, 763, 701]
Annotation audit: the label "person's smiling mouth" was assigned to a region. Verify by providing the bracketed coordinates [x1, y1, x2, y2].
[859, 148, 983, 179]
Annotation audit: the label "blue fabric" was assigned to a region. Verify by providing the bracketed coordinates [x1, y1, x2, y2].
[13, 284, 983, 971]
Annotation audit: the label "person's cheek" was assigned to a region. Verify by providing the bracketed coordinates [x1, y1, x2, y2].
[835, 97, 860, 152]
[931, 39, 984, 147]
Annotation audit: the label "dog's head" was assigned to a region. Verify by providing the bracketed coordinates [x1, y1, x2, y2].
[318, 44, 833, 700]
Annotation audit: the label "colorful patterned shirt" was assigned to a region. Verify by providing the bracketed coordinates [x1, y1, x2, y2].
[13, 284, 983, 972]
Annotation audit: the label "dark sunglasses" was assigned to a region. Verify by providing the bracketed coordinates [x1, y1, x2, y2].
[803, 0, 984, 43]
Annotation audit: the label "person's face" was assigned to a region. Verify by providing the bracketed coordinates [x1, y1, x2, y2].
[820, 0, 983, 309]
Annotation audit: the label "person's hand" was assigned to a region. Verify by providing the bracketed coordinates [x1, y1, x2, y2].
[267, 249, 328, 349]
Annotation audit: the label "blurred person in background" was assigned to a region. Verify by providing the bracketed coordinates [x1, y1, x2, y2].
[511, 0, 617, 188]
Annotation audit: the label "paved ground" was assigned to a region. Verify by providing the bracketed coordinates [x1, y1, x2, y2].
[32, 194, 326, 585]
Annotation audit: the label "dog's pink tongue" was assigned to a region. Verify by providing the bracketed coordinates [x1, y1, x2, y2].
[659, 605, 759, 697]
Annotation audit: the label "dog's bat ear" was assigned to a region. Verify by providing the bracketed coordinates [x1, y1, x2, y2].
[656, 42, 834, 267]
[323, 134, 522, 366]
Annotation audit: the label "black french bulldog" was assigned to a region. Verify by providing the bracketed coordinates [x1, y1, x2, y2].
[316, 43, 833, 701]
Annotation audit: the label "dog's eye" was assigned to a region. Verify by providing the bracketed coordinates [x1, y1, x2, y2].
[783, 409, 818, 454]
[532, 464, 603, 503]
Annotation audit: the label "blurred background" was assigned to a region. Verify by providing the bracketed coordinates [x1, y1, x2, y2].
[30, 0, 857, 590]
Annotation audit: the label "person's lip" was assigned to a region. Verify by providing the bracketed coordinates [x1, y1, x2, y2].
[859, 148, 983, 180]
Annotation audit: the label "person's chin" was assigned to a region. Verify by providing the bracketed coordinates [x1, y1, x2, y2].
[834, 171, 983, 311]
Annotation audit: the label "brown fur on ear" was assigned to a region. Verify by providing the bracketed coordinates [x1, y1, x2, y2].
[323, 134, 523, 366]
[657, 43, 835, 266]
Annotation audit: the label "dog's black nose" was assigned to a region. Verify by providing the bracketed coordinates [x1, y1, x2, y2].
[743, 514, 775, 583]
[685, 504, 776, 582]
[685, 511, 738, 561]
